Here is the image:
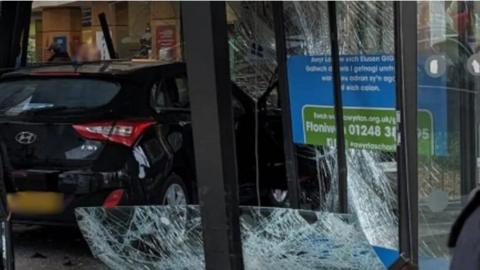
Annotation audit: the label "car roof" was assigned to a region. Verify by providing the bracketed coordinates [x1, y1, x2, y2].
[0, 60, 257, 107]
[1, 60, 186, 79]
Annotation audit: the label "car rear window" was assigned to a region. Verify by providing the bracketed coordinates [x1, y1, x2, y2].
[0, 78, 120, 116]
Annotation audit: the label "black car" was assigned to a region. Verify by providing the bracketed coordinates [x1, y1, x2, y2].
[0, 61, 288, 224]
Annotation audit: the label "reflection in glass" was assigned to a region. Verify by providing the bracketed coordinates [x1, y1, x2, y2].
[417, 1, 480, 269]
[28, 2, 183, 63]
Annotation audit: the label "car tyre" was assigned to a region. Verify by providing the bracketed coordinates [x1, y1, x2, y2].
[268, 188, 289, 207]
[159, 174, 189, 206]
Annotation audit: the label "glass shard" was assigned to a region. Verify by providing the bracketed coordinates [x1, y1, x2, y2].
[76, 206, 385, 270]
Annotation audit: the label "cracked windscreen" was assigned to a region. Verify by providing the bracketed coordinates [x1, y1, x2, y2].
[76, 206, 384, 270]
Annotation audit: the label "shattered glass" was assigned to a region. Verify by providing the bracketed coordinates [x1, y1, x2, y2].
[227, 2, 277, 99]
[76, 2, 399, 269]
[337, 2, 398, 251]
[282, 1, 399, 251]
[336, 2, 394, 55]
[76, 206, 204, 270]
[299, 147, 399, 250]
[283, 1, 330, 55]
[344, 150, 398, 250]
[240, 207, 385, 270]
[76, 206, 385, 270]
[225, 0, 399, 252]
[282, 2, 394, 55]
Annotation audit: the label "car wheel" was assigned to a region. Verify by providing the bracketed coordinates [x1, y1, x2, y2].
[159, 174, 189, 206]
[269, 188, 289, 207]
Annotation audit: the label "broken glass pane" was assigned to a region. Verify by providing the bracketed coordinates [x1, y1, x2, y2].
[76, 206, 204, 269]
[240, 207, 385, 270]
[227, 2, 277, 99]
[282, 1, 399, 252]
[226, 1, 400, 254]
[306, 149, 399, 250]
[76, 206, 385, 270]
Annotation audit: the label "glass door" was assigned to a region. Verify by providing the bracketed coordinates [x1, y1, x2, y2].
[417, 1, 480, 269]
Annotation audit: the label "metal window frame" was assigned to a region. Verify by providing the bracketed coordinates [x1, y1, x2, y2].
[393, 1, 418, 269]
[327, 1, 349, 214]
[459, 22, 477, 198]
[181, 2, 244, 270]
[272, 2, 301, 209]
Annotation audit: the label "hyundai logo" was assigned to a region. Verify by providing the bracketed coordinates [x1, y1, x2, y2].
[15, 131, 37, 145]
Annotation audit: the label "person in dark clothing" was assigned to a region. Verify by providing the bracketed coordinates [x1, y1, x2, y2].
[47, 43, 71, 62]
[449, 189, 480, 270]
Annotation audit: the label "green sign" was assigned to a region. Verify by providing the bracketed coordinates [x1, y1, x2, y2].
[302, 106, 433, 155]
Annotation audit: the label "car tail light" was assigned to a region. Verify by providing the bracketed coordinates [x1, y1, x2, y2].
[73, 120, 155, 147]
[103, 189, 125, 208]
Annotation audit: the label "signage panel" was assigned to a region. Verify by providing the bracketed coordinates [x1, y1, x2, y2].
[287, 54, 445, 156]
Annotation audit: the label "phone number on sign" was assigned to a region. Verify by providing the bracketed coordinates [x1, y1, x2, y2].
[345, 124, 430, 140]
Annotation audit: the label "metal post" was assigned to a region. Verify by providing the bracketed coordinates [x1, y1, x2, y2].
[459, 45, 476, 199]
[0, 2, 32, 269]
[459, 85, 476, 198]
[182, 2, 244, 270]
[0, 149, 13, 270]
[19, 5, 32, 67]
[272, 2, 300, 209]
[327, 2, 348, 213]
[0, 1, 31, 68]
[394, 2, 418, 268]
[98, 13, 117, 59]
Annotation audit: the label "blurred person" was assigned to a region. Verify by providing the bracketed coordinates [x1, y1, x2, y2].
[447, 0, 474, 40]
[74, 44, 101, 63]
[47, 43, 70, 62]
[449, 188, 480, 270]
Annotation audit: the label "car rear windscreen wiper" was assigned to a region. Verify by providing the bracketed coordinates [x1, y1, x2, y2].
[20, 106, 88, 115]
[20, 106, 68, 115]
